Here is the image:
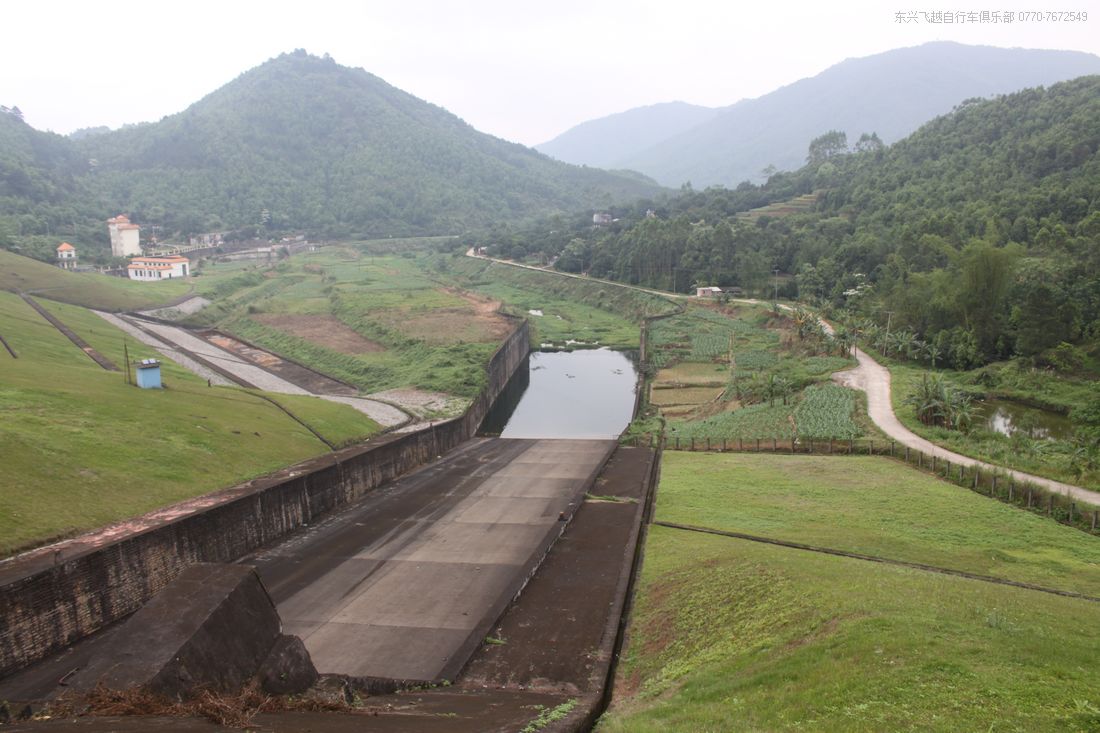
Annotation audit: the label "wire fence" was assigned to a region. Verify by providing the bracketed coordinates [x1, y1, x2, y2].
[624, 434, 1100, 536]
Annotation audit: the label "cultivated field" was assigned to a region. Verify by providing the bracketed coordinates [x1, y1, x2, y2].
[602, 452, 1100, 731]
[648, 303, 864, 440]
[187, 249, 513, 401]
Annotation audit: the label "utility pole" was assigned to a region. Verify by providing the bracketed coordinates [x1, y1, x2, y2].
[123, 340, 132, 386]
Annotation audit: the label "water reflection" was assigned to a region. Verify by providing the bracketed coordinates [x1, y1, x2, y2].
[975, 398, 1073, 441]
[480, 349, 638, 439]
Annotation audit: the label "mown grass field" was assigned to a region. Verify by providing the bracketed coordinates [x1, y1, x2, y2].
[656, 452, 1100, 596]
[0, 291, 380, 555]
[0, 250, 190, 310]
[602, 453, 1100, 731]
[888, 361, 1099, 491]
[603, 528, 1100, 733]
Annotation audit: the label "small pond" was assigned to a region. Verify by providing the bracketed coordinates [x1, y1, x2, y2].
[480, 348, 638, 439]
[974, 398, 1074, 441]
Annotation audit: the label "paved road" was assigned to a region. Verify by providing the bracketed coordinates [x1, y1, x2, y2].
[248, 437, 615, 682]
[834, 348, 1100, 505]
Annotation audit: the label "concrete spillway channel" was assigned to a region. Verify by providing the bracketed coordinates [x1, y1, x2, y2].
[246, 437, 616, 683]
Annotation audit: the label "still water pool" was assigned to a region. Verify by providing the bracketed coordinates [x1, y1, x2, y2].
[974, 398, 1073, 441]
[480, 349, 638, 439]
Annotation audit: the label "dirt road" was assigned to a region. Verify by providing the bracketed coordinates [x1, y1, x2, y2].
[834, 347, 1100, 506]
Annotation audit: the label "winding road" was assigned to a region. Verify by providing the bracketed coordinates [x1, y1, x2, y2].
[834, 347, 1100, 506]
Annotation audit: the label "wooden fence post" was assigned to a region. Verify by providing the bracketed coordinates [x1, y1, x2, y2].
[1027, 489, 1033, 508]
[722, 438, 727, 451]
[1048, 495, 1054, 516]
[973, 469, 979, 489]
[848, 439, 854, 454]
[890, 440, 895, 457]
[991, 476, 996, 497]
[869, 440, 874, 455]
[905, 446, 910, 462]
[1008, 481, 1014, 502]
[932, 454, 936, 473]
[918, 451, 923, 469]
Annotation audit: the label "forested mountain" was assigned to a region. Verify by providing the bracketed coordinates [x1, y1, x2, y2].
[548, 43, 1100, 188]
[479, 76, 1100, 369]
[0, 51, 662, 260]
[536, 101, 718, 168]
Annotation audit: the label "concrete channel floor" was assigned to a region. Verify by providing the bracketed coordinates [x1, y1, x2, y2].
[246, 437, 615, 682]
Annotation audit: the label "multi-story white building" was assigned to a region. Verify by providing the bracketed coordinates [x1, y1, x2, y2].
[107, 214, 142, 257]
[127, 255, 190, 281]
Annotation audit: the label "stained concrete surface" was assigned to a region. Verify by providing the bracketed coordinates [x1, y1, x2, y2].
[248, 437, 615, 682]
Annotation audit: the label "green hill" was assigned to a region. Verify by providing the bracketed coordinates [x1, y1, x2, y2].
[0, 250, 190, 310]
[0, 51, 663, 260]
[491, 75, 1100, 367]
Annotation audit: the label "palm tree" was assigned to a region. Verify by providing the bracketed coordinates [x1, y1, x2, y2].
[923, 341, 942, 370]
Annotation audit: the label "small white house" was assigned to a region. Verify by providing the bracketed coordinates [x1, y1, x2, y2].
[56, 242, 77, 270]
[696, 286, 723, 298]
[127, 255, 190, 281]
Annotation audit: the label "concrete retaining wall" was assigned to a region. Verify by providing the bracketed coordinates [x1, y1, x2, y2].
[0, 320, 530, 679]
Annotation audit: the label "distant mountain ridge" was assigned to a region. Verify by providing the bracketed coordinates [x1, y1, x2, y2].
[539, 42, 1100, 187]
[0, 51, 663, 259]
[536, 101, 719, 168]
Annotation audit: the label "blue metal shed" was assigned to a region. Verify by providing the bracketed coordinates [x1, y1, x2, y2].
[135, 359, 162, 389]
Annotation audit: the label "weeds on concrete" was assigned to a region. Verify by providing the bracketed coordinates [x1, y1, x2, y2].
[45, 682, 355, 729]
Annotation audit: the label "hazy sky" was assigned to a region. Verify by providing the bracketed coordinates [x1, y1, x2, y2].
[3, 0, 1097, 146]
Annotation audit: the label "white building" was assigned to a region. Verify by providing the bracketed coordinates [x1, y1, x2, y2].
[127, 255, 190, 281]
[696, 286, 723, 298]
[56, 242, 77, 270]
[108, 215, 142, 257]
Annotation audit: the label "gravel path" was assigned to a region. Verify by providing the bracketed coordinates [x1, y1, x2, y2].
[834, 347, 1100, 506]
[94, 311, 234, 386]
[102, 315, 409, 427]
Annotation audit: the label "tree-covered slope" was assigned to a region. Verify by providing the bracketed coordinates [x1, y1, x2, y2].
[73, 51, 661, 239]
[483, 75, 1100, 367]
[1, 51, 663, 259]
[618, 42, 1100, 187]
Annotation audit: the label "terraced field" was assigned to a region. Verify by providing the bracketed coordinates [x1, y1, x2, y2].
[649, 303, 863, 441]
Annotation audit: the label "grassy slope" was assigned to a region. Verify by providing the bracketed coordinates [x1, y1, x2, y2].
[0, 291, 378, 555]
[188, 251, 501, 399]
[37, 298, 381, 448]
[603, 528, 1100, 733]
[0, 250, 190, 310]
[602, 453, 1100, 731]
[441, 255, 677, 348]
[657, 452, 1100, 596]
[888, 361, 1099, 491]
